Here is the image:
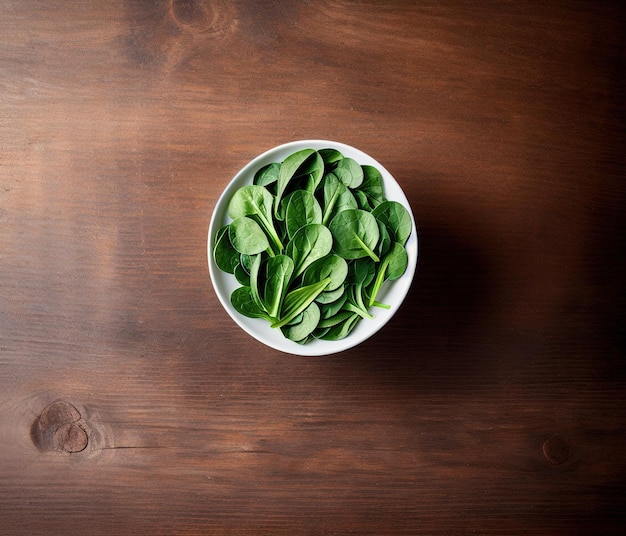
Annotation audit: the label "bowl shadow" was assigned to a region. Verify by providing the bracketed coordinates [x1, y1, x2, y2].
[336, 209, 498, 393]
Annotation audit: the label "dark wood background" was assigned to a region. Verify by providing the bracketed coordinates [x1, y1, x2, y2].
[1, 1, 624, 534]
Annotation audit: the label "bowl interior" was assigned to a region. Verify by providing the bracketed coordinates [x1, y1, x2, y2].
[208, 140, 418, 356]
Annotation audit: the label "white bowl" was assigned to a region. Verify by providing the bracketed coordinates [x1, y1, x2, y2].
[208, 140, 418, 356]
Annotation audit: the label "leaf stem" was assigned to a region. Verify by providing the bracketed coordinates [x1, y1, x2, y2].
[353, 232, 380, 262]
[271, 278, 331, 329]
[344, 302, 374, 320]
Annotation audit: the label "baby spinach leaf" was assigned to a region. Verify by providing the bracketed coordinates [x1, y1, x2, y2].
[234, 263, 250, 286]
[359, 165, 385, 207]
[271, 277, 331, 329]
[315, 285, 345, 304]
[228, 185, 283, 253]
[319, 312, 361, 340]
[281, 302, 320, 342]
[372, 200, 412, 246]
[320, 173, 346, 226]
[321, 178, 358, 226]
[229, 217, 270, 256]
[367, 242, 408, 308]
[333, 157, 363, 189]
[285, 189, 322, 239]
[329, 209, 380, 262]
[213, 225, 239, 274]
[274, 148, 316, 218]
[319, 293, 348, 319]
[239, 253, 254, 274]
[332, 187, 358, 218]
[275, 192, 292, 223]
[386, 241, 409, 280]
[376, 218, 392, 258]
[354, 189, 373, 212]
[228, 184, 273, 219]
[343, 283, 374, 320]
[231, 286, 272, 321]
[317, 309, 354, 329]
[285, 223, 333, 277]
[254, 162, 280, 189]
[344, 301, 374, 320]
[343, 262, 374, 320]
[319, 148, 343, 168]
[263, 255, 294, 319]
[249, 253, 266, 314]
[302, 254, 348, 291]
[350, 257, 377, 288]
[294, 150, 324, 193]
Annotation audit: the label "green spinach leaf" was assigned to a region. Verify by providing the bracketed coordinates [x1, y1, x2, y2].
[367, 242, 408, 308]
[274, 149, 316, 218]
[229, 217, 270, 256]
[228, 185, 283, 253]
[281, 302, 320, 342]
[302, 254, 348, 291]
[333, 157, 363, 189]
[285, 223, 333, 277]
[253, 162, 280, 190]
[263, 255, 294, 319]
[372, 200, 412, 246]
[329, 209, 380, 262]
[213, 225, 239, 274]
[231, 286, 272, 321]
[271, 277, 331, 329]
[285, 189, 322, 239]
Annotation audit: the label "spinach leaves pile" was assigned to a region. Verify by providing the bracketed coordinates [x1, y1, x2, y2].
[213, 148, 412, 344]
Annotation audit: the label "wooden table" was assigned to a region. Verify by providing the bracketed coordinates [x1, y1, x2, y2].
[1, 1, 624, 534]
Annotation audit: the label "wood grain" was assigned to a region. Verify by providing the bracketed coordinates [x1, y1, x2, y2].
[1, 1, 625, 534]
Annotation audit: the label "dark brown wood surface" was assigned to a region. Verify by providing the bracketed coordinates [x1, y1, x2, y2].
[1, 1, 625, 534]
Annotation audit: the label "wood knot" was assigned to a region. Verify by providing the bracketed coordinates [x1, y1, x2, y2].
[542, 435, 570, 465]
[31, 400, 88, 453]
[170, 0, 216, 31]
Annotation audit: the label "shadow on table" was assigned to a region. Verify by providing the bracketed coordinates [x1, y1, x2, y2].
[339, 212, 499, 393]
